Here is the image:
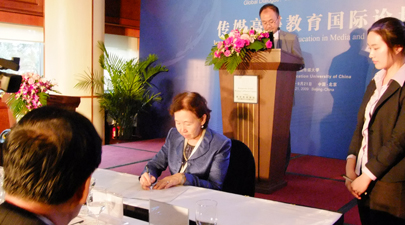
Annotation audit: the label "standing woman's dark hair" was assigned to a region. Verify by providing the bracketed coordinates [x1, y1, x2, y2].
[367, 17, 405, 56]
[169, 92, 212, 129]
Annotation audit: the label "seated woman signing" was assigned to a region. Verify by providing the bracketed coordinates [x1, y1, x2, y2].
[139, 92, 231, 190]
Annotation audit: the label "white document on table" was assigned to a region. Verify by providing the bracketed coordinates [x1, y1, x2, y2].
[93, 169, 189, 203]
[118, 182, 189, 202]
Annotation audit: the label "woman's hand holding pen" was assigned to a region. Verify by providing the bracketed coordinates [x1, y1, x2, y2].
[351, 173, 371, 199]
[344, 174, 360, 199]
[140, 165, 186, 190]
[140, 172, 156, 190]
[344, 172, 371, 199]
[345, 157, 362, 199]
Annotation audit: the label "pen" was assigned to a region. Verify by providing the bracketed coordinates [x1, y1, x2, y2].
[145, 166, 154, 190]
[342, 175, 353, 182]
[70, 220, 84, 225]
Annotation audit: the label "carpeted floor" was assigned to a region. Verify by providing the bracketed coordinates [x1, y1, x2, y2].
[100, 139, 360, 225]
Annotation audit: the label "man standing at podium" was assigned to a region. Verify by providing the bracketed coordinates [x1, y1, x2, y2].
[259, 4, 305, 172]
[259, 3, 304, 61]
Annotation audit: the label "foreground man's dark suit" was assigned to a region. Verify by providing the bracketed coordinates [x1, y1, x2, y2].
[0, 201, 46, 225]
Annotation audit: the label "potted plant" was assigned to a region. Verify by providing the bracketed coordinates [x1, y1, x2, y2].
[75, 42, 168, 141]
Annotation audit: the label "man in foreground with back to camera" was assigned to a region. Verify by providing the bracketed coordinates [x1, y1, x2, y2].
[0, 106, 102, 225]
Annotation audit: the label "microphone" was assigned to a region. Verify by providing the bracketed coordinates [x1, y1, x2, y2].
[269, 31, 274, 49]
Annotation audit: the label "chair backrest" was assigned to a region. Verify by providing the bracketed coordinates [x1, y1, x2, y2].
[222, 139, 256, 197]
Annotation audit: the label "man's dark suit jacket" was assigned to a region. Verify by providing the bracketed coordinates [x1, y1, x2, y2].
[278, 30, 303, 61]
[0, 201, 46, 225]
[348, 66, 405, 182]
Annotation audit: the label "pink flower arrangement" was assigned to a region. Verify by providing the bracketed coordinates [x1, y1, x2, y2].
[213, 29, 272, 59]
[6, 72, 59, 118]
[206, 28, 273, 74]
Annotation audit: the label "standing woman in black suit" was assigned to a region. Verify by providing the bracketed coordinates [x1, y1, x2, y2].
[344, 17, 405, 224]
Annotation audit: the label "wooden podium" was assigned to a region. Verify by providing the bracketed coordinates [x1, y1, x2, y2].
[219, 49, 304, 194]
[47, 94, 80, 111]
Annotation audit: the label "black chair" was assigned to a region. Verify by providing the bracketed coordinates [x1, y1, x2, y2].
[222, 139, 256, 197]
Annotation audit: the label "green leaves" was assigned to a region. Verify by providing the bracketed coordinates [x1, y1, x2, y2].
[246, 39, 267, 51]
[74, 70, 104, 95]
[75, 41, 168, 139]
[5, 94, 28, 119]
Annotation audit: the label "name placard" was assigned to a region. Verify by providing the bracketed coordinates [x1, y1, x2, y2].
[234, 75, 258, 104]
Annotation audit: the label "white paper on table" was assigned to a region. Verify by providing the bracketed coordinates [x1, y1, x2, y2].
[93, 169, 189, 203]
[119, 181, 189, 203]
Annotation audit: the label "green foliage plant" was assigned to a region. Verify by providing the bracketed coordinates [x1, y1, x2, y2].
[75, 42, 168, 139]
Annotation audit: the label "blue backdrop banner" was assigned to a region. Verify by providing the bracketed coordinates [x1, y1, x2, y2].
[140, 0, 405, 159]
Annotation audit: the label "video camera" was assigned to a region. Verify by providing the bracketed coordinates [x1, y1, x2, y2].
[0, 57, 22, 93]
